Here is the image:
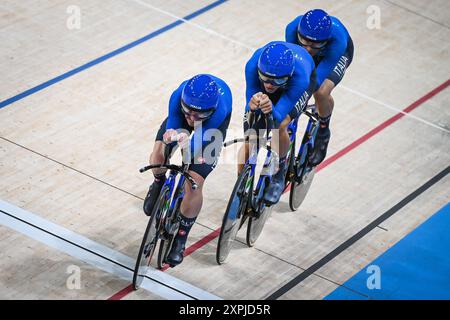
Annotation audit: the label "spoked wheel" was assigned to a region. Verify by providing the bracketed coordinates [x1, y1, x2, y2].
[289, 160, 316, 211]
[133, 187, 169, 290]
[216, 167, 251, 265]
[246, 204, 273, 247]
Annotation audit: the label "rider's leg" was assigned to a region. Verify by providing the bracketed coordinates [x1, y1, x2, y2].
[238, 111, 255, 175]
[144, 117, 193, 216]
[270, 116, 292, 159]
[264, 115, 292, 205]
[309, 36, 354, 166]
[143, 140, 170, 216]
[166, 170, 205, 266]
[180, 171, 205, 218]
[309, 79, 335, 167]
[166, 114, 229, 266]
[237, 143, 250, 174]
[238, 113, 266, 175]
[150, 141, 168, 176]
[315, 79, 335, 118]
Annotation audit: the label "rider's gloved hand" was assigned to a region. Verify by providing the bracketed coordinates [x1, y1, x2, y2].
[163, 130, 190, 149]
[249, 92, 262, 111]
[175, 132, 190, 149]
[259, 94, 273, 114]
[163, 129, 178, 144]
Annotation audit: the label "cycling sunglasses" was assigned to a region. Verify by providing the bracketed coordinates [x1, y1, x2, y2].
[181, 100, 214, 120]
[297, 33, 328, 50]
[258, 70, 290, 86]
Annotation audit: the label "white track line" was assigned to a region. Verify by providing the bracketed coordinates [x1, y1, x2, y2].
[132, 0, 449, 134]
[340, 85, 450, 133]
[0, 199, 220, 300]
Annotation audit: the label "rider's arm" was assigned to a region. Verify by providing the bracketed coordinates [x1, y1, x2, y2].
[272, 80, 310, 125]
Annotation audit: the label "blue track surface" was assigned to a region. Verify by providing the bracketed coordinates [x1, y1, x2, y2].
[325, 203, 450, 300]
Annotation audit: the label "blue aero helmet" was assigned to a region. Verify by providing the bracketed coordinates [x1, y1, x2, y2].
[298, 9, 332, 43]
[181, 74, 220, 120]
[257, 42, 295, 86]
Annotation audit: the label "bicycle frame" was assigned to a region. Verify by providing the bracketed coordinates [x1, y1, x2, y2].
[165, 170, 186, 212]
[139, 148, 197, 236]
[289, 106, 320, 160]
[158, 169, 185, 235]
[235, 106, 320, 214]
[292, 108, 320, 179]
[216, 107, 320, 264]
[240, 113, 276, 214]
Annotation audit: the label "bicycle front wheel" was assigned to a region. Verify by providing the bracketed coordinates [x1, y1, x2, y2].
[216, 167, 251, 265]
[133, 187, 169, 290]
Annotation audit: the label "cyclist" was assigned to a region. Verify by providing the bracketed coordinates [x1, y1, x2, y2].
[144, 74, 232, 266]
[285, 9, 354, 166]
[238, 41, 316, 206]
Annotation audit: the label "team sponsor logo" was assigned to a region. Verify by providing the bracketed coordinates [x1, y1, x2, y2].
[295, 91, 310, 114]
[333, 56, 349, 78]
[265, 72, 277, 77]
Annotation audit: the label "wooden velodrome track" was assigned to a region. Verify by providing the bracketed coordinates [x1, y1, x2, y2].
[1, 0, 449, 300]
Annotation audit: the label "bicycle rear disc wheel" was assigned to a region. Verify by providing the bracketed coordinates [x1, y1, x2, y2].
[133, 188, 168, 289]
[246, 204, 273, 247]
[289, 165, 316, 211]
[216, 167, 251, 265]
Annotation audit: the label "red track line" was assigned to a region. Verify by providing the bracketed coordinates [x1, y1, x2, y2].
[108, 78, 449, 300]
[160, 228, 221, 272]
[108, 284, 134, 300]
[107, 228, 221, 299]
[317, 79, 450, 171]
